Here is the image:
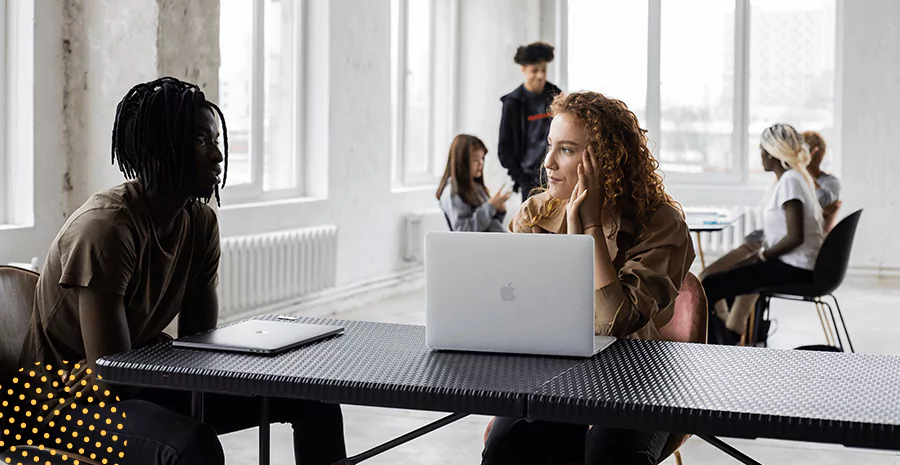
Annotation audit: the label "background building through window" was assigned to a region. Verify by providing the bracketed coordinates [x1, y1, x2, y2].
[567, 0, 836, 183]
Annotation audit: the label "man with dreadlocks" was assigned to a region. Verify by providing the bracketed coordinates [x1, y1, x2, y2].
[17, 77, 346, 464]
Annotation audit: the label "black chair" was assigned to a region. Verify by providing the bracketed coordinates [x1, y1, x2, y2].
[751, 209, 863, 352]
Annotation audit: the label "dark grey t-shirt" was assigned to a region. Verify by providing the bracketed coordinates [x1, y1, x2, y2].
[816, 173, 841, 207]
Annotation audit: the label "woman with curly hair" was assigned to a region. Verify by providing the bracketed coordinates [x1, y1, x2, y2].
[481, 91, 696, 465]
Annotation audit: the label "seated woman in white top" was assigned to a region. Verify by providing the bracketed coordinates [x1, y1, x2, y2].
[702, 123, 824, 345]
[699, 130, 841, 337]
[437, 134, 512, 232]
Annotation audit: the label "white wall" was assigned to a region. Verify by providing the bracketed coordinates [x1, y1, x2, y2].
[456, 0, 550, 218]
[837, 0, 900, 272]
[214, 0, 435, 287]
[65, 0, 160, 212]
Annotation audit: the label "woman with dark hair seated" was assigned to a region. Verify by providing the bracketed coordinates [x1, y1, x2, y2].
[437, 134, 511, 232]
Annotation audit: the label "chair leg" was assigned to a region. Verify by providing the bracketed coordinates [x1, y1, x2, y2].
[821, 300, 845, 352]
[829, 294, 855, 353]
[744, 305, 756, 347]
[814, 301, 832, 346]
[695, 232, 706, 269]
[752, 296, 770, 347]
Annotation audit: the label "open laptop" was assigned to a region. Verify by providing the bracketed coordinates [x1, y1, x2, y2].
[425, 232, 616, 357]
[173, 319, 344, 355]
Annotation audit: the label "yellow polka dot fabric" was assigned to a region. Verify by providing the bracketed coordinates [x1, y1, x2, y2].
[1, 362, 128, 464]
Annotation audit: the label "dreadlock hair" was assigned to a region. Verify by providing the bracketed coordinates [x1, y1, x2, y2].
[111, 76, 229, 205]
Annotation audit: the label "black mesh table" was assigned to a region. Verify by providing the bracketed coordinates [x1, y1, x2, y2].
[96, 316, 900, 465]
[528, 339, 900, 458]
[96, 316, 586, 465]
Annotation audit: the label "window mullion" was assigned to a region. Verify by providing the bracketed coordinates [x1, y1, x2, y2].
[734, 0, 750, 183]
[554, 0, 568, 91]
[646, 0, 661, 152]
[251, 0, 265, 194]
[294, 0, 305, 196]
[0, 0, 7, 223]
[447, 0, 459, 146]
[396, 0, 409, 186]
[426, 0, 436, 179]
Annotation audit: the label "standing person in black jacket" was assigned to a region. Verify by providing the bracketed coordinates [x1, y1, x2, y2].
[498, 42, 562, 202]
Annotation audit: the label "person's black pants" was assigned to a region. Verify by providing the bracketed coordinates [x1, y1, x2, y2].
[40, 388, 346, 465]
[482, 417, 669, 465]
[702, 259, 814, 345]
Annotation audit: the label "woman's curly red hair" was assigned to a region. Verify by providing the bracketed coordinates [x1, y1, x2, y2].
[549, 91, 680, 235]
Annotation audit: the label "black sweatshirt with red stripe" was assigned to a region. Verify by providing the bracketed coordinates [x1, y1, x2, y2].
[498, 82, 562, 193]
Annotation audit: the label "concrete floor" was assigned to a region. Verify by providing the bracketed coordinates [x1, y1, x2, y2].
[220, 275, 900, 464]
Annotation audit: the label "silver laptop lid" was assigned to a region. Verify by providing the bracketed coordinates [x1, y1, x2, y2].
[425, 232, 600, 357]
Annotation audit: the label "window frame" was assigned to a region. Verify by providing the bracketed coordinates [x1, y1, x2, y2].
[562, 0, 838, 186]
[1, 0, 34, 227]
[219, 0, 307, 204]
[390, 0, 459, 189]
[1, 0, 8, 222]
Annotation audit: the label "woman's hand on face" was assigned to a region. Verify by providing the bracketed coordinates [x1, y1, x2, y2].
[566, 166, 588, 234]
[488, 184, 512, 212]
[577, 146, 604, 229]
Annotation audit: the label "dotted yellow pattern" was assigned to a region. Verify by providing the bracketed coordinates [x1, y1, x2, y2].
[0, 362, 128, 465]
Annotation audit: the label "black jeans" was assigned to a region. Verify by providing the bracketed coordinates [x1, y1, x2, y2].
[702, 259, 814, 345]
[482, 418, 669, 465]
[41, 388, 346, 465]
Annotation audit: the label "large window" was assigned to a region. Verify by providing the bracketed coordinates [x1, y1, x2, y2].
[568, 0, 648, 123]
[219, 0, 305, 202]
[1, 0, 33, 226]
[567, 0, 836, 183]
[391, 0, 457, 187]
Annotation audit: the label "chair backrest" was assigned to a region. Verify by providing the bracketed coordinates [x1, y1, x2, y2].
[658, 272, 708, 344]
[655, 272, 707, 463]
[813, 209, 863, 295]
[0, 266, 38, 379]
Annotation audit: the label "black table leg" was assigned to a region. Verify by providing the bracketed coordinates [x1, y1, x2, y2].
[698, 435, 763, 465]
[191, 391, 205, 422]
[260, 396, 271, 465]
[333, 413, 468, 465]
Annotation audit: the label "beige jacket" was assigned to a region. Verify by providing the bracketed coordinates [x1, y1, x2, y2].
[509, 192, 696, 341]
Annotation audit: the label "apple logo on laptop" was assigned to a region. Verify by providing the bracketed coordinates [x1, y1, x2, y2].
[500, 283, 516, 302]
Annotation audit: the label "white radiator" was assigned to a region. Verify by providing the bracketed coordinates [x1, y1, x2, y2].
[693, 206, 763, 255]
[218, 225, 338, 317]
[404, 209, 451, 262]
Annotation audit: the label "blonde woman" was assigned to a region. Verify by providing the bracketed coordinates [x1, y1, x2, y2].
[703, 123, 824, 345]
